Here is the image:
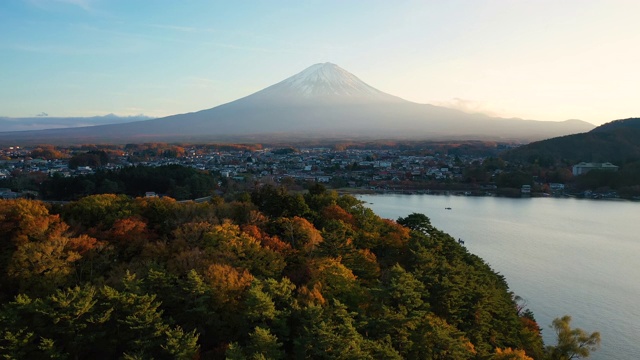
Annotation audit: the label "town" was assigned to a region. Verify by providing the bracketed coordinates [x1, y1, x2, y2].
[0, 142, 628, 201]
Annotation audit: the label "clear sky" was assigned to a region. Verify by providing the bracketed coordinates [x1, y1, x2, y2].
[2, 0, 639, 125]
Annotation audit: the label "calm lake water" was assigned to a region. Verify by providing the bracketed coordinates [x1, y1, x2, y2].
[357, 194, 640, 360]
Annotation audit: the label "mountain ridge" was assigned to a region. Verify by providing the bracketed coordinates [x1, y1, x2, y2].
[0, 114, 154, 132]
[502, 118, 640, 164]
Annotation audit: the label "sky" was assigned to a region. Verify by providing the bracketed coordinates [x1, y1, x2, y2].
[1, 0, 639, 125]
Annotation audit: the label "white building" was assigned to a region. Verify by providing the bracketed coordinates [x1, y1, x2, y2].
[572, 162, 619, 176]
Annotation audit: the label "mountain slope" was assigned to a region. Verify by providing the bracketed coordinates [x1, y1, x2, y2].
[0, 63, 594, 145]
[502, 118, 640, 164]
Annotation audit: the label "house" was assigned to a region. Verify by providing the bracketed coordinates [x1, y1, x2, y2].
[572, 162, 618, 176]
[549, 183, 565, 192]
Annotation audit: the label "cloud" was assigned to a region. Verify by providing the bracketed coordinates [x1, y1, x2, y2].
[435, 98, 505, 118]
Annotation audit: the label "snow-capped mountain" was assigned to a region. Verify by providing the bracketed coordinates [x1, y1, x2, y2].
[0, 63, 595, 145]
[255, 62, 402, 101]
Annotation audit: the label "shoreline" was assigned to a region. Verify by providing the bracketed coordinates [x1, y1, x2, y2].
[336, 187, 637, 202]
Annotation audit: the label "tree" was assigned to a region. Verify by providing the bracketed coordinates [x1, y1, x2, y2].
[368, 264, 429, 355]
[317, 204, 355, 229]
[7, 234, 82, 295]
[0, 200, 102, 296]
[306, 258, 362, 308]
[251, 185, 310, 218]
[203, 222, 286, 278]
[397, 213, 433, 236]
[204, 263, 253, 306]
[0, 283, 199, 359]
[68, 151, 108, 169]
[303, 185, 338, 214]
[107, 217, 152, 259]
[244, 282, 277, 325]
[547, 315, 600, 360]
[492, 347, 533, 360]
[63, 194, 134, 230]
[318, 219, 353, 258]
[134, 196, 180, 234]
[293, 301, 374, 359]
[0, 199, 59, 246]
[246, 326, 284, 360]
[275, 216, 323, 253]
[30, 145, 66, 160]
[407, 314, 477, 359]
[516, 308, 545, 359]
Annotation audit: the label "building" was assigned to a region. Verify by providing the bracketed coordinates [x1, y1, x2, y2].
[572, 162, 619, 176]
[549, 183, 565, 194]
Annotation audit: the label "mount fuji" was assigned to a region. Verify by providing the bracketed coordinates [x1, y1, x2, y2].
[0, 63, 594, 144]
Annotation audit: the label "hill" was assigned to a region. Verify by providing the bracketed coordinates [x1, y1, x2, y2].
[0, 187, 551, 359]
[0, 63, 594, 145]
[502, 118, 640, 165]
[590, 117, 640, 133]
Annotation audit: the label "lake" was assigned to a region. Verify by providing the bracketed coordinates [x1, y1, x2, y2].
[357, 194, 640, 360]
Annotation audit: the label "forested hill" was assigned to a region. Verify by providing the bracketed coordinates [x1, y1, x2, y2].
[590, 117, 640, 132]
[0, 187, 565, 359]
[502, 118, 640, 165]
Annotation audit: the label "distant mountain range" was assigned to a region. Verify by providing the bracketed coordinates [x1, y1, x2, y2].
[0, 63, 595, 145]
[503, 118, 640, 164]
[0, 114, 153, 132]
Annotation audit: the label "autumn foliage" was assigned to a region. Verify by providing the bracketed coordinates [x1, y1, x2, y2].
[0, 189, 552, 359]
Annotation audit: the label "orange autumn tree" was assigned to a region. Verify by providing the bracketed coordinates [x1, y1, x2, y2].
[202, 222, 286, 279]
[205, 263, 254, 306]
[241, 224, 291, 254]
[0, 199, 100, 297]
[493, 347, 534, 360]
[106, 216, 152, 260]
[274, 216, 323, 253]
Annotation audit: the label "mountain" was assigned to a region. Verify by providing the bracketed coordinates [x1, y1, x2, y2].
[590, 117, 640, 133]
[0, 63, 594, 145]
[252, 62, 403, 101]
[502, 118, 640, 164]
[0, 114, 153, 132]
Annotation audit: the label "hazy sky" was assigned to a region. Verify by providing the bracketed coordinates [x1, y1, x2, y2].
[2, 0, 639, 125]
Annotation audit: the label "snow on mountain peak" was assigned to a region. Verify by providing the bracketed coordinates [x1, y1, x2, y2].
[273, 62, 388, 98]
[244, 62, 407, 105]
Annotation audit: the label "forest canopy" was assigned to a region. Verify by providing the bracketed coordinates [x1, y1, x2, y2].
[0, 186, 597, 359]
